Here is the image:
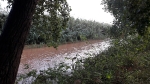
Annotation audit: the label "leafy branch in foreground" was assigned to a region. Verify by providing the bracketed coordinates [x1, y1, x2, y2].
[102, 0, 150, 37]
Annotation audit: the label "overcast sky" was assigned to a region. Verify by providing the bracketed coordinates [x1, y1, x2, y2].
[0, 1, 7, 8]
[67, 0, 114, 24]
[0, 0, 114, 24]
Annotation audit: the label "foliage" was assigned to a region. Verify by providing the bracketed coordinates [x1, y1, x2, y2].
[125, 0, 150, 35]
[26, 17, 111, 45]
[1, 0, 71, 47]
[102, 0, 150, 36]
[33, 0, 71, 47]
[59, 17, 111, 44]
[0, 13, 111, 45]
[0, 5, 111, 46]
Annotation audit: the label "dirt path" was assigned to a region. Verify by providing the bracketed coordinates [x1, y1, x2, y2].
[19, 40, 102, 73]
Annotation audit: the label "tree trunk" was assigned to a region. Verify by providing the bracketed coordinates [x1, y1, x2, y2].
[0, 0, 38, 84]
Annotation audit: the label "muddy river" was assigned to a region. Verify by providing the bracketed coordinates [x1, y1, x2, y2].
[18, 39, 110, 74]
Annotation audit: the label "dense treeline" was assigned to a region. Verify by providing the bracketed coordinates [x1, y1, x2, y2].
[0, 12, 111, 45]
[59, 17, 111, 43]
[26, 17, 111, 45]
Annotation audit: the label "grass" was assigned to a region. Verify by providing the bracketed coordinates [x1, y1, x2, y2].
[16, 36, 150, 84]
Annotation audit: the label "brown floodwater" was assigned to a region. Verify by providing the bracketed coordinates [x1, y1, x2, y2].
[18, 40, 105, 73]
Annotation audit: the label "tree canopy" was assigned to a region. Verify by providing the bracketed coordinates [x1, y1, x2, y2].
[1, 0, 71, 47]
[102, 0, 150, 36]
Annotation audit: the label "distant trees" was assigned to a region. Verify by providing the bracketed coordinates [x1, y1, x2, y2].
[102, 0, 150, 37]
[63, 17, 111, 42]
[27, 17, 111, 44]
[0, 14, 111, 45]
[25, 17, 112, 44]
[0, 0, 70, 84]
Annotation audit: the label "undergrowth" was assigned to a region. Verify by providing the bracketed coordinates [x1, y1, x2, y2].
[16, 36, 150, 84]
